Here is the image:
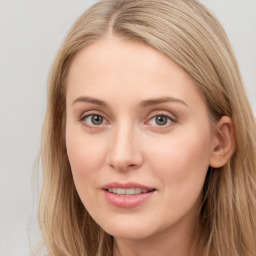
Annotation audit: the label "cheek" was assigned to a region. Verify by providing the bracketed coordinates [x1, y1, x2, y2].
[143, 131, 212, 225]
[147, 128, 212, 192]
[65, 135, 106, 218]
[65, 131, 106, 192]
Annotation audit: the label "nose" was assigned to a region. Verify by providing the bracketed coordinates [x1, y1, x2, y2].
[107, 124, 143, 172]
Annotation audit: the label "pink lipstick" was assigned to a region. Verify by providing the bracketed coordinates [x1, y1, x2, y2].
[102, 182, 156, 208]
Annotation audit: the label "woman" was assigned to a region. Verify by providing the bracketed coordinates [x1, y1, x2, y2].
[38, 0, 256, 255]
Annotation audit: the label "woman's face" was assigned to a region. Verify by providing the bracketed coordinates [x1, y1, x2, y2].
[65, 36, 217, 241]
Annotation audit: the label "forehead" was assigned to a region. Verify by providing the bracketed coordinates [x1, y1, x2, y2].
[66, 36, 205, 110]
[67, 36, 184, 82]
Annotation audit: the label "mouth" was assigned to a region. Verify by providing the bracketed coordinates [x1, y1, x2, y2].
[102, 182, 156, 208]
[105, 188, 156, 195]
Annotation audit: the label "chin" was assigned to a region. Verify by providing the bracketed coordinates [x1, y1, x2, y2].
[106, 227, 153, 240]
[97, 216, 161, 241]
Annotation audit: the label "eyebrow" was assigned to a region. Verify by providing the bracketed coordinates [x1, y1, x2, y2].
[72, 96, 107, 106]
[140, 97, 189, 108]
[72, 96, 188, 107]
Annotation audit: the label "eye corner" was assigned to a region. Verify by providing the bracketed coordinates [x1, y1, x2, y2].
[79, 112, 110, 129]
[146, 112, 176, 125]
[143, 111, 178, 132]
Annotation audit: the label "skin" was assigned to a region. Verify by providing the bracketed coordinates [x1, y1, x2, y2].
[65, 36, 234, 256]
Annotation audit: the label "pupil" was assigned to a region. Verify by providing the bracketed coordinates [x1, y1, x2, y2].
[92, 115, 103, 125]
[156, 115, 167, 125]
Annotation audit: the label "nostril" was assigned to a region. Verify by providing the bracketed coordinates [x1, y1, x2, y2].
[106, 144, 144, 171]
[108, 161, 140, 172]
[128, 163, 136, 168]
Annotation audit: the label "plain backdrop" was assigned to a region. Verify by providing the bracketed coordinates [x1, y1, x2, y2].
[0, 0, 255, 255]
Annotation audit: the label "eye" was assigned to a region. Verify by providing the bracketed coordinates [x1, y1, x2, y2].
[82, 114, 107, 126]
[148, 115, 173, 126]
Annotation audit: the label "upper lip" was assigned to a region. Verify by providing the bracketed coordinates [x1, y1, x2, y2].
[102, 182, 156, 190]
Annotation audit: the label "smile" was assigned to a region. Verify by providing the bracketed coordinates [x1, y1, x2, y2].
[107, 188, 154, 195]
[102, 182, 156, 208]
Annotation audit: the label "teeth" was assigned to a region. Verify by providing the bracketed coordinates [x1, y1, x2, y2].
[117, 188, 125, 195]
[107, 188, 151, 195]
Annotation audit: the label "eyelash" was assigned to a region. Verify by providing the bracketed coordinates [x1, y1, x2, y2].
[146, 114, 175, 127]
[80, 113, 109, 128]
[79, 112, 177, 129]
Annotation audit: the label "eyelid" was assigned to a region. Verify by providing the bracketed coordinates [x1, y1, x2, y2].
[146, 110, 177, 121]
[78, 109, 177, 129]
[79, 110, 110, 128]
[145, 110, 177, 127]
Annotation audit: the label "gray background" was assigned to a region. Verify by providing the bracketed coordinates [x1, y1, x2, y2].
[0, 0, 255, 255]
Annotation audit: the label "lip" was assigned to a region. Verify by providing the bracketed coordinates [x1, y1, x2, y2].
[102, 182, 156, 208]
[102, 182, 155, 190]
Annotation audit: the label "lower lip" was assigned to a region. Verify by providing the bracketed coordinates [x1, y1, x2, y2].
[103, 190, 155, 208]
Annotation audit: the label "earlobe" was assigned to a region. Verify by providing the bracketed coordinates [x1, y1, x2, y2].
[209, 116, 236, 168]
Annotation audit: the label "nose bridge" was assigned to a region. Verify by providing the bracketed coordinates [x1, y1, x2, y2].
[107, 119, 143, 171]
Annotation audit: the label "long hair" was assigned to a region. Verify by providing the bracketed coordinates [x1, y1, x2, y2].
[38, 0, 256, 255]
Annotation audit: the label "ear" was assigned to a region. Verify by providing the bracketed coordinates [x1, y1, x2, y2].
[209, 116, 236, 168]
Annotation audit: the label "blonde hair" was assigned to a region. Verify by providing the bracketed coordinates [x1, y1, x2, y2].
[38, 0, 256, 255]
